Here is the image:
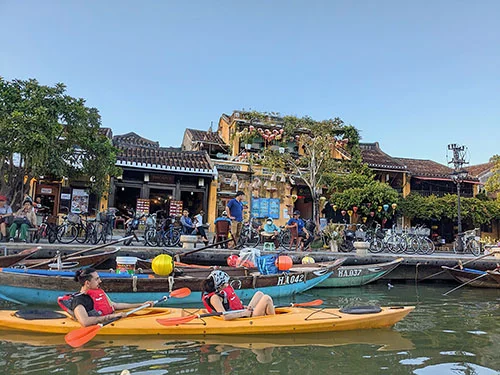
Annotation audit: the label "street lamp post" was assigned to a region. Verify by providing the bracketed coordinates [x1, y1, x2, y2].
[450, 170, 468, 252]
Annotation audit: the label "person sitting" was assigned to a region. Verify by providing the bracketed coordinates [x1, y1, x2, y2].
[286, 210, 310, 251]
[201, 270, 275, 320]
[69, 268, 153, 327]
[261, 217, 280, 248]
[180, 209, 196, 235]
[9, 198, 37, 242]
[0, 195, 13, 242]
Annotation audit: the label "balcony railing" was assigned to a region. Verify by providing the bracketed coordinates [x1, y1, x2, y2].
[411, 190, 474, 198]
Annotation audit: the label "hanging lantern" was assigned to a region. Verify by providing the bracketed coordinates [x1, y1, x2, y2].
[383, 204, 389, 212]
[391, 203, 397, 210]
[279, 128, 284, 134]
[280, 174, 286, 183]
[367, 203, 372, 208]
[291, 194, 298, 202]
[333, 205, 337, 211]
[362, 217, 367, 223]
[377, 206, 383, 212]
[319, 196, 327, 201]
[258, 128, 263, 133]
[249, 125, 255, 131]
[270, 173, 277, 182]
[275, 255, 293, 271]
[353, 206, 358, 213]
[347, 210, 353, 216]
[152, 254, 174, 276]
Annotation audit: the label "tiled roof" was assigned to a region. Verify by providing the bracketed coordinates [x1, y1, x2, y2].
[393, 157, 453, 178]
[467, 161, 495, 178]
[186, 128, 227, 146]
[360, 143, 407, 170]
[113, 133, 214, 175]
[114, 132, 160, 149]
[98, 127, 113, 139]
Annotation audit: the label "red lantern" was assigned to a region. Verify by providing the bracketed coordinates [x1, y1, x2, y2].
[353, 206, 358, 213]
[275, 255, 293, 271]
[227, 255, 239, 267]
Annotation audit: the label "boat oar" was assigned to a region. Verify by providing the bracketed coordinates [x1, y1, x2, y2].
[156, 299, 324, 327]
[442, 273, 489, 296]
[419, 250, 499, 282]
[27, 236, 134, 269]
[65, 287, 191, 348]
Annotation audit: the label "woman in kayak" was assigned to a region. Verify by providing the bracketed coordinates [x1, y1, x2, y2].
[201, 270, 275, 320]
[70, 268, 153, 327]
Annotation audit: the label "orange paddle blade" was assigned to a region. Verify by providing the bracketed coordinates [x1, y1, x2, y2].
[291, 299, 323, 307]
[170, 287, 191, 299]
[156, 314, 199, 326]
[65, 324, 101, 348]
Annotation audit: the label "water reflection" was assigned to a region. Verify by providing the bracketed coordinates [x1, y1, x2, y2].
[0, 283, 498, 374]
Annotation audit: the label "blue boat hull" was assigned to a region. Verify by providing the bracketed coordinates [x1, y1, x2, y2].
[0, 272, 332, 306]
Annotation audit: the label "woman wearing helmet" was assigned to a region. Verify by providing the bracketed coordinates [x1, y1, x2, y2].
[201, 270, 275, 320]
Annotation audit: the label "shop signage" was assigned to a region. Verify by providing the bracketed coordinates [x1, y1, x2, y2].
[41, 188, 53, 194]
[215, 163, 242, 172]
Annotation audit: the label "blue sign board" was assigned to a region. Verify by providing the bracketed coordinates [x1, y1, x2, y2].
[251, 198, 280, 219]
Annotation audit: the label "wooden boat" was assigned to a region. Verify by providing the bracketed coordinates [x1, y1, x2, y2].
[441, 266, 500, 288]
[486, 270, 500, 286]
[310, 258, 403, 288]
[0, 259, 344, 306]
[0, 305, 414, 335]
[0, 328, 414, 351]
[18, 248, 120, 270]
[0, 247, 40, 268]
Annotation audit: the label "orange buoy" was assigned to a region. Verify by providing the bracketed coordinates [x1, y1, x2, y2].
[275, 255, 293, 271]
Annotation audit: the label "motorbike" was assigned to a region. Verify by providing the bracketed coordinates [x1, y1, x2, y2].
[123, 209, 145, 246]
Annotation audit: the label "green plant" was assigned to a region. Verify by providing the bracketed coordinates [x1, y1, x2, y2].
[322, 223, 344, 244]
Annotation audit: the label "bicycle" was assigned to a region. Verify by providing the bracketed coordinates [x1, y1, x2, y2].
[145, 212, 181, 247]
[31, 207, 59, 244]
[238, 217, 261, 247]
[453, 228, 481, 256]
[56, 209, 79, 244]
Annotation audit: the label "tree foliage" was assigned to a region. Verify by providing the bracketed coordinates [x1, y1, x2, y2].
[398, 193, 500, 226]
[0, 77, 120, 207]
[326, 173, 400, 216]
[485, 155, 500, 200]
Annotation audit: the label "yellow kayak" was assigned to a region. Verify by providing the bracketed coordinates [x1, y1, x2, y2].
[0, 305, 414, 336]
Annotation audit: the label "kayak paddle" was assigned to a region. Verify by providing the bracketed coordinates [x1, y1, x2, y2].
[156, 298, 324, 327]
[65, 287, 191, 348]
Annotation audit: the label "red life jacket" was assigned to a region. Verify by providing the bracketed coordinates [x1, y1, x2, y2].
[87, 289, 115, 315]
[57, 288, 114, 317]
[202, 285, 244, 313]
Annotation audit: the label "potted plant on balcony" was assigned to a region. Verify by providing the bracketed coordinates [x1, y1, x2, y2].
[322, 223, 344, 252]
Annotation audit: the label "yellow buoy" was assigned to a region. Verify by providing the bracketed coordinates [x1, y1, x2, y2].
[152, 254, 174, 276]
[302, 256, 315, 264]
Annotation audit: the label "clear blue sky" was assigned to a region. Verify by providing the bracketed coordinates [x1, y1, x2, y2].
[1, 1, 498, 166]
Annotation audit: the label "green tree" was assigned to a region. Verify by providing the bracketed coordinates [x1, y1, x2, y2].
[485, 155, 500, 200]
[0, 77, 120, 207]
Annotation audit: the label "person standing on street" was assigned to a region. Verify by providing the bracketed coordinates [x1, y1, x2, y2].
[226, 191, 245, 248]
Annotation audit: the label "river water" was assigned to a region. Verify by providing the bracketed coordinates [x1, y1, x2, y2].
[0, 282, 498, 375]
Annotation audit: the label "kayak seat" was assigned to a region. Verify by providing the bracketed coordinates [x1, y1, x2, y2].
[339, 305, 382, 314]
[14, 309, 67, 320]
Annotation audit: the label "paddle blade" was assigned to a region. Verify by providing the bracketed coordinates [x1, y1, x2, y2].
[65, 324, 101, 348]
[291, 299, 323, 307]
[170, 287, 191, 299]
[156, 315, 198, 327]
